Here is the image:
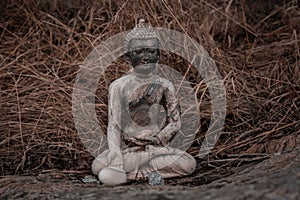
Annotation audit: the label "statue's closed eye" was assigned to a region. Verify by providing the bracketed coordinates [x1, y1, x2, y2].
[133, 49, 144, 55]
[133, 48, 157, 55]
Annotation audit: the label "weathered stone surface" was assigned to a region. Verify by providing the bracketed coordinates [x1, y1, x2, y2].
[0, 149, 299, 200]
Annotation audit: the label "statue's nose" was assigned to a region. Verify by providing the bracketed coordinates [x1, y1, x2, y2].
[142, 52, 149, 62]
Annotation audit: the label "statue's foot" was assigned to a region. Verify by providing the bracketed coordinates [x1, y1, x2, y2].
[98, 166, 127, 185]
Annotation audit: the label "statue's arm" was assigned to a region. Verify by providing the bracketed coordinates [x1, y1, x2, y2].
[107, 83, 123, 167]
[156, 86, 181, 145]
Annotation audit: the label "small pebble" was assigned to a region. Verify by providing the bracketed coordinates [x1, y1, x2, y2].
[148, 171, 164, 186]
[82, 175, 100, 184]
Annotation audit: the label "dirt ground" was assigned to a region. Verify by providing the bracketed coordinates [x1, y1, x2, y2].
[1, 149, 299, 200]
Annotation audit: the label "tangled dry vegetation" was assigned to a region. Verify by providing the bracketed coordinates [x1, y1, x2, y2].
[1, 0, 299, 181]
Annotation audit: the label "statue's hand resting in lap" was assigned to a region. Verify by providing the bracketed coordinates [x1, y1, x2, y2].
[135, 135, 162, 145]
[124, 129, 162, 146]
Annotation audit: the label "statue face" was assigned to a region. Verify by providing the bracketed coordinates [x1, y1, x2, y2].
[128, 38, 160, 75]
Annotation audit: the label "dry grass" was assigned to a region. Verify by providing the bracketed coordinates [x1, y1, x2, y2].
[0, 0, 299, 181]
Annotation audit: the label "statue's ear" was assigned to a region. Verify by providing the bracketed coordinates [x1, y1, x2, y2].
[125, 52, 131, 65]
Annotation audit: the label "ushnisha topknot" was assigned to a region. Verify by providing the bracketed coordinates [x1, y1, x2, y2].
[124, 19, 160, 51]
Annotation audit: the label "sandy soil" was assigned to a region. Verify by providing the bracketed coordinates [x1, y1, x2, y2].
[1, 149, 299, 200]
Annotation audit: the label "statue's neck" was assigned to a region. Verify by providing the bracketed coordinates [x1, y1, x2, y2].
[134, 72, 152, 79]
[133, 70, 157, 81]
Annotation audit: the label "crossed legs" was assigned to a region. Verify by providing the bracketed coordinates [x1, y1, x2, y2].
[92, 145, 196, 182]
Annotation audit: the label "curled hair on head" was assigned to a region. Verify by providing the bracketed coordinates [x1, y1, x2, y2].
[124, 19, 160, 52]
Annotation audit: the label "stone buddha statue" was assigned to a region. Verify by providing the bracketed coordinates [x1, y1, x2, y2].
[91, 19, 196, 185]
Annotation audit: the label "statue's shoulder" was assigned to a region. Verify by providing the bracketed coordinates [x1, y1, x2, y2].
[155, 76, 175, 92]
[109, 74, 132, 90]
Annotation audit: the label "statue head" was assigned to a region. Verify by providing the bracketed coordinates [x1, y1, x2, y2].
[125, 19, 160, 75]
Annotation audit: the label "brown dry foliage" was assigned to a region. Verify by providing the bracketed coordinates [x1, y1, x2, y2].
[0, 0, 299, 177]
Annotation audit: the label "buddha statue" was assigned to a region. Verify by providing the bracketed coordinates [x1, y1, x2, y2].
[91, 19, 196, 185]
